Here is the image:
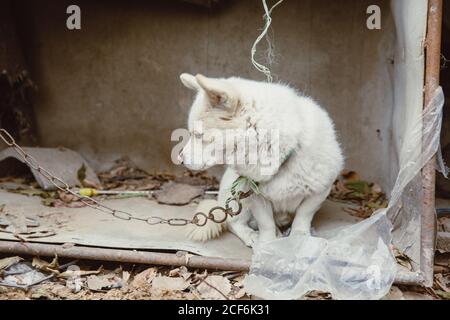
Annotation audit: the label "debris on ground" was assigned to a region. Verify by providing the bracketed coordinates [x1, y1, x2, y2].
[0, 147, 101, 190]
[0, 204, 66, 241]
[0, 253, 447, 300]
[0, 156, 219, 209]
[195, 275, 232, 299]
[0, 256, 22, 271]
[437, 214, 450, 253]
[329, 171, 388, 219]
[0, 255, 251, 300]
[153, 182, 204, 206]
[0, 163, 447, 300]
[1, 262, 51, 289]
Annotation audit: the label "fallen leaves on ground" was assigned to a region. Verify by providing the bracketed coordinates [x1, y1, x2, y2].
[0, 255, 250, 300]
[58, 267, 102, 279]
[32, 256, 59, 274]
[436, 290, 450, 299]
[1, 254, 449, 300]
[329, 171, 388, 219]
[1, 157, 219, 208]
[196, 275, 232, 300]
[303, 291, 332, 300]
[439, 216, 450, 233]
[77, 164, 101, 189]
[152, 276, 190, 294]
[434, 273, 450, 298]
[0, 256, 23, 271]
[130, 267, 157, 289]
[86, 273, 122, 291]
[393, 247, 414, 271]
[153, 182, 204, 206]
[0, 207, 64, 240]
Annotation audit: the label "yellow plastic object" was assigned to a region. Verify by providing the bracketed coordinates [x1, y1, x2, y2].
[79, 188, 98, 197]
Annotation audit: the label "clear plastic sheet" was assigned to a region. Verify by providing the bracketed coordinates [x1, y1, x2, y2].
[244, 213, 396, 300]
[244, 87, 445, 300]
[437, 144, 449, 179]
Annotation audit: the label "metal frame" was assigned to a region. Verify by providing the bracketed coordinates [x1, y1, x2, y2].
[387, 0, 443, 287]
[420, 0, 442, 287]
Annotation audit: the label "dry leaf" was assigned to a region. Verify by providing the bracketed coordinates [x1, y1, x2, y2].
[151, 276, 190, 293]
[50, 284, 73, 298]
[169, 266, 192, 280]
[122, 271, 131, 285]
[153, 182, 204, 206]
[58, 267, 102, 279]
[58, 191, 78, 203]
[434, 273, 450, 293]
[234, 287, 247, 299]
[303, 291, 332, 300]
[82, 178, 101, 189]
[436, 290, 450, 300]
[87, 275, 115, 291]
[344, 180, 370, 195]
[393, 248, 413, 271]
[31, 287, 52, 300]
[131, 268, 157, 289]
[0, 256, 23, 270]
[32, 255, 59, 274]
[197, 275, 231, 300]
[232, 275, 245, 288]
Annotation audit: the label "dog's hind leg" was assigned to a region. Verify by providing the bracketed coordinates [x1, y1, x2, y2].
[290, 187, 330, 236]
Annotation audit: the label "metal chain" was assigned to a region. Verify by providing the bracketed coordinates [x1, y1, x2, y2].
[0, 128, 252, 227]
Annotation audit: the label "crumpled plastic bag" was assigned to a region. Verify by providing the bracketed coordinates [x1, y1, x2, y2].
[244, 213, 396, 300]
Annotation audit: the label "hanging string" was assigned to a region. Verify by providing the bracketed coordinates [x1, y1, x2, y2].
[251, 0, 284, 82]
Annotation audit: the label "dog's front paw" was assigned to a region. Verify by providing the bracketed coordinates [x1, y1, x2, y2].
[289, 229, 311, 237]
[242, 230, 259, 248]
[258, 230, 277, 243]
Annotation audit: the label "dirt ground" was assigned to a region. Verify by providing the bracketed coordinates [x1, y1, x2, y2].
[0, 257, 249, 300]
[0, 160, 449, 300]
[0, 253, 448, 300]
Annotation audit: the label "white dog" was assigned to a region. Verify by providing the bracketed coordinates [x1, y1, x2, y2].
[179, 73, 344, 247]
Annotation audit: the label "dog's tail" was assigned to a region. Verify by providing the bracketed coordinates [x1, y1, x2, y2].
[185, 199, 227, 242]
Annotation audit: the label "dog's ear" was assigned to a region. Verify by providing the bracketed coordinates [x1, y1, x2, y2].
[180, 73, 201, 91]
[195, 74, 239, 111]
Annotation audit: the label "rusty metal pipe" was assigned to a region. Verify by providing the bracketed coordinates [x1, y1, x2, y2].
[0, 239, 429, 287]
[0, 240, 251, 272]
[0, 183, 430, 285]
[420, 0, 443, 288]
[394, 270, 424, 286]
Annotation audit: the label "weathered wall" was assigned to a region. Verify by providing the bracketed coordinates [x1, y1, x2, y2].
[14, 0, 395, 186]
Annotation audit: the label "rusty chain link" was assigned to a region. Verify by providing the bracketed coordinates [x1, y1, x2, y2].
[0, 128, 252, 227]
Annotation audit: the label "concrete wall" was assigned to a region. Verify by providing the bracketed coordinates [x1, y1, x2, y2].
[14, 0, 395, 186]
